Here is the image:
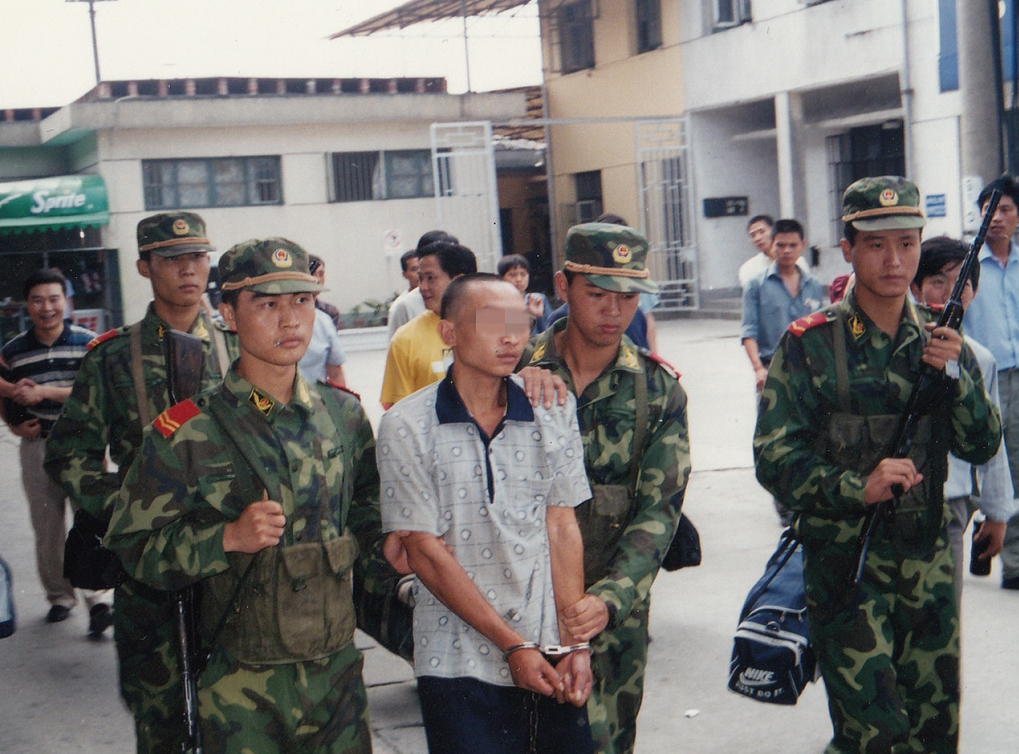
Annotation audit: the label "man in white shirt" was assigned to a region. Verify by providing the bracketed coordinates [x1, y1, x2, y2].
[378, 273, 596, 754]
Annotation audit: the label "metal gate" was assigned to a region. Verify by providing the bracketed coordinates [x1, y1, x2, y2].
[430, 121, 502, 272]
[636, 119, 698, 311]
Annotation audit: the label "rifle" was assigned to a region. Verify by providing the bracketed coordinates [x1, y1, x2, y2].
[852, 189, 1002, 586]
[164, 330, 206, 754]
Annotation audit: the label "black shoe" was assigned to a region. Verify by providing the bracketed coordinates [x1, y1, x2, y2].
[1002, 576, 1019, 591]
[88, 604, 113, 637]
[46, 605, 71, 623]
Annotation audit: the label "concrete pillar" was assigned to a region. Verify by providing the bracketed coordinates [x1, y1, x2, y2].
[958, 0, 1001, 185]
[774, 91, 807, 221]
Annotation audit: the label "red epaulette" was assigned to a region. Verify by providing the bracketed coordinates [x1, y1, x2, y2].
[641, 349, 680, 379]
[87, 328, 120, 351]
[787, 311, 834, 337]
[321, 378, 361, 401]
[152, 399, 201, 438]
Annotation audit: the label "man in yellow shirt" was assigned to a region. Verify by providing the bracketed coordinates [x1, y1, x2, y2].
[380, 241, 476, 409]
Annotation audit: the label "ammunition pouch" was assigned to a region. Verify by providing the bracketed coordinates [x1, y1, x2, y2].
[576, 484, 634, 588]
[202, 532, 359, 664]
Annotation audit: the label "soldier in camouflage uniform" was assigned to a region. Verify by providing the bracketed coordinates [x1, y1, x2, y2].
[106, 237, 380, 754]
[44, 212, 236, 754]
[519, 223, 691, 754]
[754, 177, 1002, 754]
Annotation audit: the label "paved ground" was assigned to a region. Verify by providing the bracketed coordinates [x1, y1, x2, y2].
[1, 317, 1017, 753]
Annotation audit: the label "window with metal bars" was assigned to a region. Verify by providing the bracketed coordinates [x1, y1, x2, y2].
[331, 150, 434, 202]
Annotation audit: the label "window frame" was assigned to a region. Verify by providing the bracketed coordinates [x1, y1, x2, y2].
[635, 0, 663, 54]
[574, 170, 604, 223]
[142, 156, 282, 210]
[713, 0, 751, 30]
[559, 0, 596, 74]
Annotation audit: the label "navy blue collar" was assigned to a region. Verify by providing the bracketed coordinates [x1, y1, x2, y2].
[27, 321, 71, 349]
[435, 370, 534, 426]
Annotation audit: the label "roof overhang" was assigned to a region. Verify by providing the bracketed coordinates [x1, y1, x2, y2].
[330, 0, 531, 37]
[0, 175, 109, 235]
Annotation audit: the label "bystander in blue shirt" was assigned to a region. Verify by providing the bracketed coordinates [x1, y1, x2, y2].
[741, 262, 824, 363]
[963, 242, 1019, 370]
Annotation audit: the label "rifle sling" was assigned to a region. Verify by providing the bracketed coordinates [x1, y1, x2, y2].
[129, 322, 152, 427]
[629, 369, 648, 495]
[211, 326, 230, 377]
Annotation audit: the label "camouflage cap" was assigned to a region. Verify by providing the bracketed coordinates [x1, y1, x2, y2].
[563, 222, 659, 294]
[218, 237, 326, 295]
[137, 212, 215, 257]
[841, 176, 926, 232]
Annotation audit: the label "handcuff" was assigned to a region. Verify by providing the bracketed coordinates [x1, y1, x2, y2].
[502, 641, 592, 662]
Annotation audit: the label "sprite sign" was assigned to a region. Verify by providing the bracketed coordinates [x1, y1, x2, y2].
[0, 175, 109, 233]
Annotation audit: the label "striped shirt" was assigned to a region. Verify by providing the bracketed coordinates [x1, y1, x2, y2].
[1, 323, 95, 434]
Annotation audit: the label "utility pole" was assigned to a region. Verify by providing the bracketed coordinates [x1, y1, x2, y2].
[958, 0, 1001, 183]
[66, 0, 118, 86]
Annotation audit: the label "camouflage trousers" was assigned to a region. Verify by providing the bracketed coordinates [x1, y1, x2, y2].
[199, 643, 372, 754]
[802, 537, 959, 754]
[587, 596, 649, 754]
[113, 580, 185, 754]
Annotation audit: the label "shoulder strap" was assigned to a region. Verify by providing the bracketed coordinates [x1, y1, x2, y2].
[129, 321, 152, 428]
[313, 383, 354, 524]
[628, 366, 649, 495]
[830, 310, 851, 414]
[211, 326, 230, 377]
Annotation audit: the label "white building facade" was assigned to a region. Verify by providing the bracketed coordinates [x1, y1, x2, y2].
[682, 0, 969, 292]
[0, 78, 524, 325]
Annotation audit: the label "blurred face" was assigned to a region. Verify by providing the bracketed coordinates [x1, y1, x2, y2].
[403, 257, 420, 289]
[841, 229, 921, 302]
[220, 290, 316, 368]
[982, 194, 1019, 246]
[138, 252, 210, 309]
[25, 282, 66, 337]
[502, 265, 529, 295]
[417, 254, 453, 314]
[440, 281, 530, 378]
[771, 232, 805, 272]
[554, 273, 639, 349]
[748, 221, 773, 255]
[914, 260, 975, 311]
[312, 263, 326, 286]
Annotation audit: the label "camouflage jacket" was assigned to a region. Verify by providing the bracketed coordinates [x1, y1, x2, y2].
[521, 319, 691, 628]
[104, 368, 382, 593]
[44, 304, 236, 522]
[754, 293, 1001, 540]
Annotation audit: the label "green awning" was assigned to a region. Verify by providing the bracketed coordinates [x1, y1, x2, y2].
[0, 175, 109, 235]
